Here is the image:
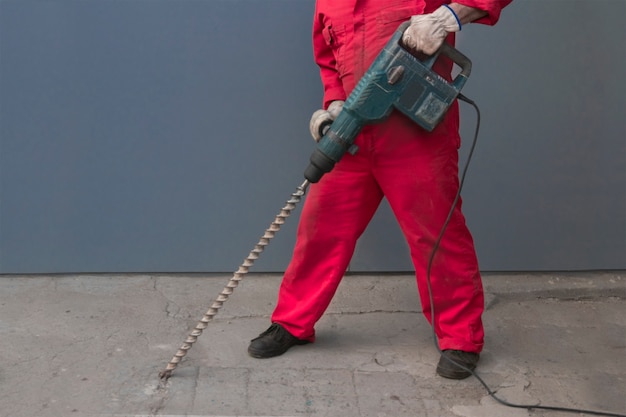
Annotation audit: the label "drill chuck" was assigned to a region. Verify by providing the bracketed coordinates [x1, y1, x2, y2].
[304, 148, 336, 183]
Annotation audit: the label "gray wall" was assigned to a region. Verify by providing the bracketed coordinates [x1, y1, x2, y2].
[1, 0, 624, 274]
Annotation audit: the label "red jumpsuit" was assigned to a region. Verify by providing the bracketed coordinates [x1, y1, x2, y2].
[272, 0, 510, 354]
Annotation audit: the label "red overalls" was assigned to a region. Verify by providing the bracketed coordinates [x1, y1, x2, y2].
[272, 0, 510, 354]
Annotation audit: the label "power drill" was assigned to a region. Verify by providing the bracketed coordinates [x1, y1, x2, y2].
[304, 21, 472, 183]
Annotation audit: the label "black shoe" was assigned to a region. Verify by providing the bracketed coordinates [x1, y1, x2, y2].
[248, 323, 309, 358]
[436, 350, 479, 379]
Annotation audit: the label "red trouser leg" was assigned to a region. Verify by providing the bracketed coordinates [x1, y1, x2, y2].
[271, 138, 384, 341]
[272, 112, 484, 353]
[372, 114, 484, 353]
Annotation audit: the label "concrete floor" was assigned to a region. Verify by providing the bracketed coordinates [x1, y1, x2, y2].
[0, 272, 624, 417]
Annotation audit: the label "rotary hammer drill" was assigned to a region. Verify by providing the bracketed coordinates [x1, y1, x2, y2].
[304, 21, 472, 183]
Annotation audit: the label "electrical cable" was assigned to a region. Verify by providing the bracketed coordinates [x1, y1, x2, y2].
[424, 93, 626, 417]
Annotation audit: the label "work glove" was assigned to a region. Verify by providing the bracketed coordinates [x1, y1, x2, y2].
[402, 5, 461, 55]
[309, 100, 344, 142]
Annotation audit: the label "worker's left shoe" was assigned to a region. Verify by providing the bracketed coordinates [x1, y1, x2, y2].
[436, 350, 479, 379]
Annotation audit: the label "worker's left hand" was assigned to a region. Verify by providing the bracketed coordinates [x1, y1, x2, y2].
[402, 5, 461, 55]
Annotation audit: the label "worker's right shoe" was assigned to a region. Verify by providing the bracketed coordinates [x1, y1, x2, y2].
[248, 323, 309, 358]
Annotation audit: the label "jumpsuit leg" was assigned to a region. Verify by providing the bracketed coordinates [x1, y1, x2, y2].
[271, 133, 383, 341]
[372, 112, 484, 353]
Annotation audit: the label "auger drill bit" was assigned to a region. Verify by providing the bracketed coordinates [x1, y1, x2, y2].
[159, 180, 310, 380]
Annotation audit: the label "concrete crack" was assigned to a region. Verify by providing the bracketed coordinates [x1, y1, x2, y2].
[151, 378, 170, 414]
[190, 366, 199, 410]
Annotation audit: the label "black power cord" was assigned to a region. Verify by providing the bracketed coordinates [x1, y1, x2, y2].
[425, 93, 626, 417]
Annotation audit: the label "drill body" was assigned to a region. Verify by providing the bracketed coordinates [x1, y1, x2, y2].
[304, 21, 471, 183]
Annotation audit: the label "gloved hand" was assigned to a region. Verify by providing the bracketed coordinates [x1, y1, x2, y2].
[309, 100, 344, 142]
[402, 5, 461, 55]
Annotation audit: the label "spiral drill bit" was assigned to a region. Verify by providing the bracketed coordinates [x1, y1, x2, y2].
[159, 179, 310, 380]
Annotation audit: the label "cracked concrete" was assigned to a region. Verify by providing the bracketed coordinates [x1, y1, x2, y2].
[0, 272, 624, 417]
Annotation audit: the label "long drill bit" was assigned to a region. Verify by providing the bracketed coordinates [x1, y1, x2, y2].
[158, 179, 310, 380]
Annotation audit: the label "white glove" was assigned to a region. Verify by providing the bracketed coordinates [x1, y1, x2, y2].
[402, 5, 461, 55]
[309, 100, 344, 142]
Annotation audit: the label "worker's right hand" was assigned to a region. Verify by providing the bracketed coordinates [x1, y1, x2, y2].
[402, 5, 461, 55]
[309, 100, 344, 142]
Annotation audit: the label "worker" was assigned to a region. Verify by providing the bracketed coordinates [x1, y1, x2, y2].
[248, 0, 511, 379]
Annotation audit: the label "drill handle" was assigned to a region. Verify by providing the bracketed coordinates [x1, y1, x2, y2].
[438, 42, 472, 90]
